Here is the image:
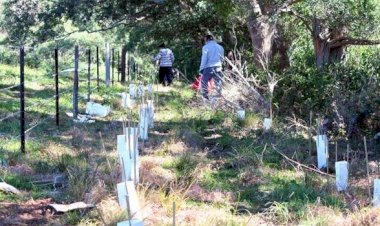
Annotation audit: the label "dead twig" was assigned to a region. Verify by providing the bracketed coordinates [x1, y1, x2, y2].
[272, 144, 335, 178]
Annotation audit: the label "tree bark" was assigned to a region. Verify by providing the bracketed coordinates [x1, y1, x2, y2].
[247, 16, 277, 69]
[312, 19, 348, 69]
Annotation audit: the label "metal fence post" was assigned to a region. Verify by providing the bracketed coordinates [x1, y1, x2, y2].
[55, 48, 59, 127]
[20, 46, 25, 153]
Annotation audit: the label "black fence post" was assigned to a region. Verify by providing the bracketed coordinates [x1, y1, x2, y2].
[96, 46, 99, 92]
[20, 46, 25, 153]
[112, 48, 115, 85]
[73, 45, 79, 119]
[87, 49, 91, 102]
[121, 47, 126, 83]
[55, 48, 59, 127]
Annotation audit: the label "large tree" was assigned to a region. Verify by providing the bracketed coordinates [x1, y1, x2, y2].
[292, 0, 380, 68]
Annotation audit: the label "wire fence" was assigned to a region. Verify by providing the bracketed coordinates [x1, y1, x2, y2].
[0, 44, 127, 153]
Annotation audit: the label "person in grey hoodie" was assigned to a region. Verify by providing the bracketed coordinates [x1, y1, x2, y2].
[199, 35, 224, 100]
[154, 43, 175, 86]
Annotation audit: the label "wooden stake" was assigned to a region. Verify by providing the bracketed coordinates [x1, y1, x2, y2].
[364, 136, 371, 198]
[335, 141, 338, 163]
[346, 143, 350, 163]
[308, 111, 313, 156]
[173, 202, 176, 226]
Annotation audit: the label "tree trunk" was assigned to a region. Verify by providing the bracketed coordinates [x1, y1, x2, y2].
[247, 16, 276, 68]
[272, 26, 290, 70]
[312, 18, 347, 69]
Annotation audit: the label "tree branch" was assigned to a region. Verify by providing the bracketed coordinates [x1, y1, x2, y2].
[53, 17, 128, 41]
[249, 0, 262, 16]
[276, 0, 305, 14]
[329, 37, 380, 48]
[272, 144, 335, 178]
[288, 9, 312, 33]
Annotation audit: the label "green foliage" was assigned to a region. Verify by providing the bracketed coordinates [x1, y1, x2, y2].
[296, 0, 380, 37]
[170, 153, 200, 177]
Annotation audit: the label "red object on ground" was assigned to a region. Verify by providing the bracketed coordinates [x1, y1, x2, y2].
[191, 75, 214, 92]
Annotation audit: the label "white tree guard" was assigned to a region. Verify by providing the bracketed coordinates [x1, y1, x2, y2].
[139, 105, 149, 140]
[316, 135, 328, 169]
[373, 179, 380, 207]
[86, 102, 110, 117]
[121, 93, 127, 108]
[146, 84, 153, 95]
[122, 93, 135, 109]
[236, 109, 245, 120]
[335, 161, 348, 191]
[263, 118, 272, 131]
[117, 134, 139, 183]
[129, 84, 137, 98]
[124, 127, 140, 184]
[147, 100, 154, 128]
[117, 220, 144, 226]
[117, 181, 142, 220]
[137, 85, 145, 98]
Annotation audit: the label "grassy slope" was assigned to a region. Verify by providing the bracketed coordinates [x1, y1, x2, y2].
[0, 64, 379, 225]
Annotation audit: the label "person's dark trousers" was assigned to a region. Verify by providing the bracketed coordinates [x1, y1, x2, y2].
[201, 66, 222, 99]
[159, 67, 173, 86]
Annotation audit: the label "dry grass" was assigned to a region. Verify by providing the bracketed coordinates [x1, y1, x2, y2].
[97, 197, 127, 225]
[139, 157, 176, 188]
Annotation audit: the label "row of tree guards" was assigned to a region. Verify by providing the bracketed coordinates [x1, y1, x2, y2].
[316, 135, 380, 206]
[14, 44, 142, 153]
[236, 110, 379, 205]
[116, 82, 157, 226]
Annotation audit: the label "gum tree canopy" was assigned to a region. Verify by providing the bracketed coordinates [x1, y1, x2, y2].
[293, 0, 380, 68]
[2, 0, 380, 70]
[219, 0, 380, 69]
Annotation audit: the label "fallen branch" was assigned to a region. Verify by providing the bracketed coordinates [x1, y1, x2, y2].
[272, 145, 335, 178]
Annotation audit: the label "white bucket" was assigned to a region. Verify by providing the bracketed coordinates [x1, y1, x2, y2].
[117, 220, 144, 226]
[316, 135, 328, 169]
[117, 181, 142, 220]
[86, 102, 110, 117]
[373, 179, 380, 207]
[335, 161, 348, 191]
[237, 109, 245, 120]
[139, 105, 149, 140]
[263, 118, 272, 131]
